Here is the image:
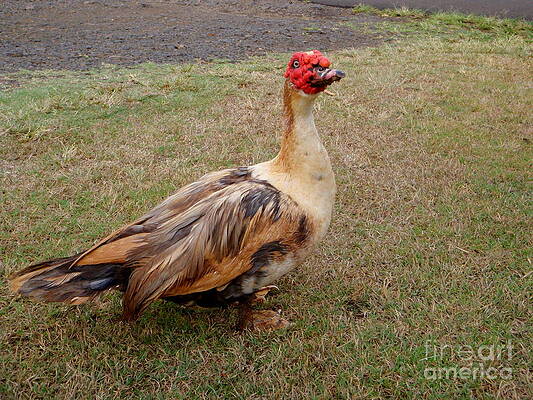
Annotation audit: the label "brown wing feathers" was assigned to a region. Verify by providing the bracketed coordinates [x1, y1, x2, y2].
[8, 168, 247, 304]
[122, 180, 298, 320]
[9, 167, 310, 320]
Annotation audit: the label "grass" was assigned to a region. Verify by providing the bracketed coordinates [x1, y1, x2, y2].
[1, 19, 532, 400]
[352, 4, 533, 40]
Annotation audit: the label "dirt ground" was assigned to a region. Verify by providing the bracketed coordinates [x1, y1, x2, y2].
[0, 0, 389, 73]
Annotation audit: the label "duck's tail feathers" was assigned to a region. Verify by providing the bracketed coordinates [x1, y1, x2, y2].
[9, 254, 131, 305]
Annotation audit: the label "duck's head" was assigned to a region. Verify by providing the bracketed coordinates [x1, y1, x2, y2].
[284, 50, 345, 95]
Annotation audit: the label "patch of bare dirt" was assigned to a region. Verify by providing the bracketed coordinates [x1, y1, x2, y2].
[0, 0, 390, 72]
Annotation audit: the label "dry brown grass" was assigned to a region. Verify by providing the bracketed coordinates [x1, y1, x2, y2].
[1, 36, 531, 398]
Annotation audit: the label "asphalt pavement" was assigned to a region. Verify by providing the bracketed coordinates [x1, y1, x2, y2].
[312, 0, 533, 20]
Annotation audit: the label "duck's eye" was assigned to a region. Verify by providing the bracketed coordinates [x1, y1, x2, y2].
[317, 66, 326, 72]
[292, 60, 300, 68]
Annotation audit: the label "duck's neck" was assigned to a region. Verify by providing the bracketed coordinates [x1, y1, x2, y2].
[272, 81, 328, 173]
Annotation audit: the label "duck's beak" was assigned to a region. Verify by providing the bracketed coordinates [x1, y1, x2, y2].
[312, 68, 345, 88]
[321, 68, 345, 83]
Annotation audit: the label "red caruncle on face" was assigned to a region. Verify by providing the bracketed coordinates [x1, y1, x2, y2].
[284, 50, 332, 95]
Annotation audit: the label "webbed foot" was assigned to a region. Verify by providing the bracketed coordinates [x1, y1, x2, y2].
[239, 309, 290, 331]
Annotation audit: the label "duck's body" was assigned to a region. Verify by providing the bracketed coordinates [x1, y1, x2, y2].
[9, 51, 344, 324]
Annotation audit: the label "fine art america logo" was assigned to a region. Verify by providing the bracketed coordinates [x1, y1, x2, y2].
[423, 340, 513, 380]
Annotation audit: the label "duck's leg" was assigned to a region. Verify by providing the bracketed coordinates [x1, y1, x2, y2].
[237, 286, 290, 331]
[249, 285, 279, 304]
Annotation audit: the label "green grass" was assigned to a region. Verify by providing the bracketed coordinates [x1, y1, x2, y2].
[352, 4, 533, 40]
[1, 22, 532, 400]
